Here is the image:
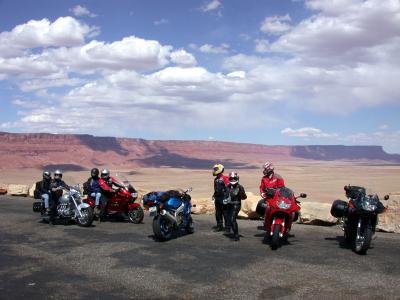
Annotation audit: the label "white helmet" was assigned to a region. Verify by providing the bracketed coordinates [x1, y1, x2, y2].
[54, 169, 63, 179]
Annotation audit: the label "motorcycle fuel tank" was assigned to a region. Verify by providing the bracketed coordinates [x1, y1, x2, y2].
[166, 197, 182, 209]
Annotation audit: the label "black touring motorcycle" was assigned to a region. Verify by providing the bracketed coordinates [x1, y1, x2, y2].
[331, 185, 388, 255]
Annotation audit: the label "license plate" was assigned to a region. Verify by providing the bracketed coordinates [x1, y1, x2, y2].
[149, 206, 157, 216]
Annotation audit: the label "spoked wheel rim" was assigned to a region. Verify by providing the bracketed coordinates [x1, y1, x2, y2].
[77, 208, 93, 227]
[78, 209, 89, 224]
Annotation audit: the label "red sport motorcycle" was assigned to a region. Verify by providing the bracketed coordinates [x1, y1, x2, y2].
[262, 187, 306, 250]
[83, 175, 144, 224]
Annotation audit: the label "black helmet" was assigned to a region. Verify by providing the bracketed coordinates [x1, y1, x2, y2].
[101, 169, 110, 179]
[54, 169, 63, 179]
[91, 168, 99, 178]
[43, 171, 51, 181]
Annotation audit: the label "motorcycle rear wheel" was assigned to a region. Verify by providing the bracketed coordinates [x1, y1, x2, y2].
[270, 224, 281, 250]
[128, 206, 144, 224]
[77, 207, 94, 227]
[153, 215, 173, 241]
[354, 225, 372, 255]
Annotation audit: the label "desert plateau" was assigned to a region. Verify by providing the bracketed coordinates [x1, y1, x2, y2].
[1, 132, 400, 203]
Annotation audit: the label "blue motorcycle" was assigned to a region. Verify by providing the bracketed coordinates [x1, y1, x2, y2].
[143, 188, 194, 241]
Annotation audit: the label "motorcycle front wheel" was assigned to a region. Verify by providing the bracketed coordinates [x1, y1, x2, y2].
[153, 215, 173, 241]
[77, 207, 94, 227]
[186, 216, 194, 234]
[354, 225, 372, 255]
[270, 224, 281, 250]
[128, 206, 144, 224]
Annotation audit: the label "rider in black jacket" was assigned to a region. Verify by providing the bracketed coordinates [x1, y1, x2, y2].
[227, 172, 247, 241]
[34, 171, 52, 213]
[49, 170, 69, 224]
[83, 168, 102, 215]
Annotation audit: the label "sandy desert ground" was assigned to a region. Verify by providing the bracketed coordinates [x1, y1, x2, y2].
[1, 161, 399, 203]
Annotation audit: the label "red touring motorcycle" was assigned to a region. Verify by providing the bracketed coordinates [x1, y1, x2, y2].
[83, 175, 144, 224]
[258, 187, 306, 250]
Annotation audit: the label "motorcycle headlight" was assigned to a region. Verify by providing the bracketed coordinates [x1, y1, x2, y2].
[131, 192, 138, 198]
[361, 200, 377, 212]
[277, 200, 291, 210]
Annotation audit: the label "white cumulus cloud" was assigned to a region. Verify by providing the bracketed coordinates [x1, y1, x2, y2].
[70, 5, 97, 18]
[260, 14, 292, 35]
[198, 43, 230, 54]
[0, 17, 98, 56]
[170, 49, 197, 66]
[281, 127, 338, 138]
[201, 0, 222, 12]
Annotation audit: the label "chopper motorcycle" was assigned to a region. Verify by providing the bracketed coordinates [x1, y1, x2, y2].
[33, 185, 94, 227]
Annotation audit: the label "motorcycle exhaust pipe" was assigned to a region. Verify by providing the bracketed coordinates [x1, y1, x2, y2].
[160, 209, 177, 224]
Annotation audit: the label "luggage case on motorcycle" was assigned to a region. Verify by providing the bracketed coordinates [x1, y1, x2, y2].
[33, 201, 43, 212]
[256, 199, 267, 216]
[330, 199, 349, 218]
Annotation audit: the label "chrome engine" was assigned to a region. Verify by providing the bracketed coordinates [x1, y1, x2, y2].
[174, 203, 185, 225]
[58, 194, 72, 217]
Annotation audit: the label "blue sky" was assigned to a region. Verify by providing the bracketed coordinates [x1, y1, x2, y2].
[0, 0, 399, 153]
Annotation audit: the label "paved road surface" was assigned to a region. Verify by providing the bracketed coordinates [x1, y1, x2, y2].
[0, 197, 399, 299]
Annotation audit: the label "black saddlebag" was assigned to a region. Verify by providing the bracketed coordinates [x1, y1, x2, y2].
[331, 200, 348, 218]
[256, 199, 267, 216]
[33, 201, 43, 212]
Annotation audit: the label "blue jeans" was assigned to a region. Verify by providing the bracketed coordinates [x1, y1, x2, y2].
[42, 194, 50, 209]
[91, 192, 102, 206]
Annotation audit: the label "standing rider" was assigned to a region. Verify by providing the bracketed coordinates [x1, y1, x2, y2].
[83, 168, 102, 215]
[50, 170, 69, 224]
[98, 169, 125, 220]
[34, 171, 52, 214]
[227, 172, 247, 241]
[212, 163, 230, 232]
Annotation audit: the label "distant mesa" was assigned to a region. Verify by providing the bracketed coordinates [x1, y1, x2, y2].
[42, 164, 88, 172]
[0, 132, 399, 170]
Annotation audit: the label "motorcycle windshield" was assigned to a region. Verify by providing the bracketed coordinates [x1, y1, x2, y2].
[278, 187, 294, 199]
[114, 173, 137, 194]
[355, 188, 380, 212]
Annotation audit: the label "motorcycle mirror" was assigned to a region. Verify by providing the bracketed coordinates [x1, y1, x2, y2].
[384, 195, 390, 200]
[300, 193, 307, 198]
[187, 187, 193, 193]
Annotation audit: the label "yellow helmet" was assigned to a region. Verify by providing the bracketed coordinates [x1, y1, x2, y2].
[212, 164, 224, 176]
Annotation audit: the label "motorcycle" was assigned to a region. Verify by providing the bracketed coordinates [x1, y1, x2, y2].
[143, 188, 194, 241]
[331, 185, 388, 255]
[83, 174, 144, 224]
[260, 187, 306, 250]
[33, 185, 94, 227]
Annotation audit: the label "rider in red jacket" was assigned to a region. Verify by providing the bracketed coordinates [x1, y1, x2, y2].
[259, 162, 285, 199]
[98, 169, 124, 219]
